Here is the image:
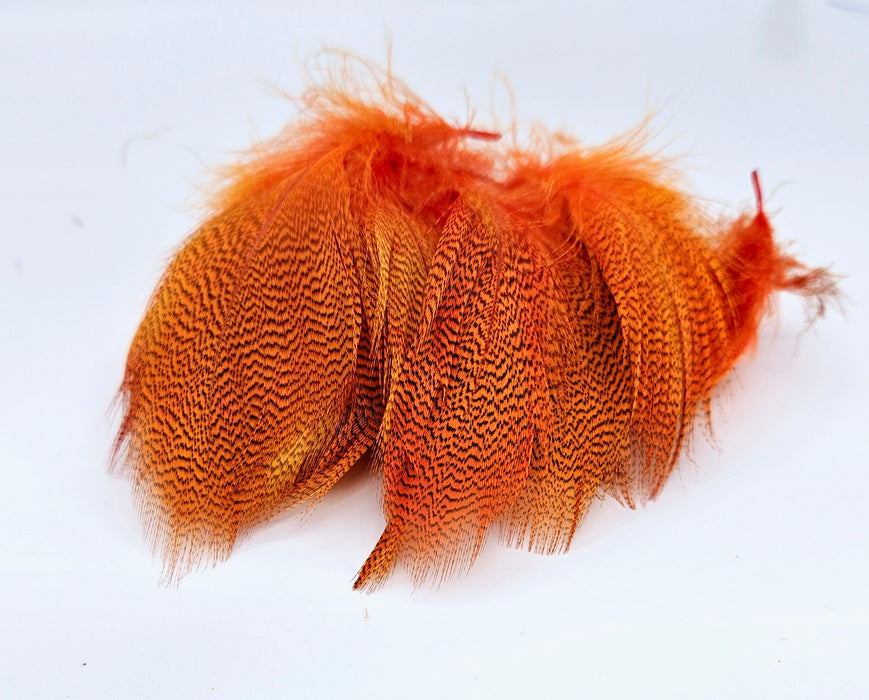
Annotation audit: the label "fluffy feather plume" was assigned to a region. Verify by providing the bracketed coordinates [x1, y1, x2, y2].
[112, 59, 836, 589]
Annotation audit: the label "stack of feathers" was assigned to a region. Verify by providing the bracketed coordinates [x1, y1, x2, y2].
[112, 65, 835, 590]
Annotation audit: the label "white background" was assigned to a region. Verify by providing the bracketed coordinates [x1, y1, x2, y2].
[2, 1, 867, 698]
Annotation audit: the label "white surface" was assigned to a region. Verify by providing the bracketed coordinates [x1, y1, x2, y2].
[1, 1, 867, 698]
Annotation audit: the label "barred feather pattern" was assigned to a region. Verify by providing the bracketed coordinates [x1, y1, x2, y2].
[112, 68, 836, 589]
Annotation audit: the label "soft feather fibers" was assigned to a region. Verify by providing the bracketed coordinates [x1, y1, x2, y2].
[111, 60, 836, 590]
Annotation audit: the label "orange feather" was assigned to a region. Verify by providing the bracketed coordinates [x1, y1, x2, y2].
[112, 64, 836, 589]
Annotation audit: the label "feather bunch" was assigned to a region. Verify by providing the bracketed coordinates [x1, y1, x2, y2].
[112, 63, 835, 590]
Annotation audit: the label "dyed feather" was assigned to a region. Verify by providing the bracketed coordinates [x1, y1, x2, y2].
[112, 64, 836, 589]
